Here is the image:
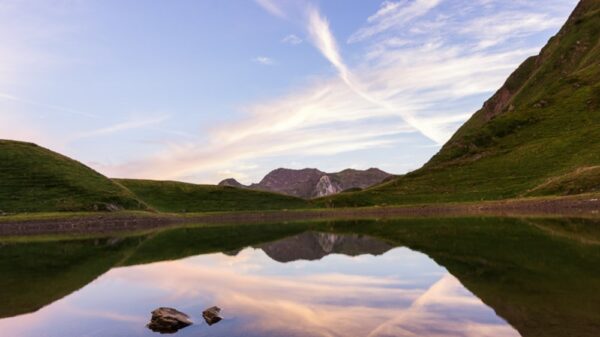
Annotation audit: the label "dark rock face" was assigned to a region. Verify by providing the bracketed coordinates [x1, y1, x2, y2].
[202, 306, 222, 325]
[220, 167, 392, 199]
[147, 307, 192, 334]
[258, 232, 393, 263]
[252, 168, 325, 199]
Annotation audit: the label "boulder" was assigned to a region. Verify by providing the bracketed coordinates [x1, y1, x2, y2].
[147, 307, 192, 333]
[202, 306, 222, 325]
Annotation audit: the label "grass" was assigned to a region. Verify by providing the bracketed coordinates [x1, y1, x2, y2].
[526, 166, 600, 196]
[116, 178, 309, 213]
[318, 2, 600, 208]
[0, 140, 146, 212]
[0, 140, 309, 213]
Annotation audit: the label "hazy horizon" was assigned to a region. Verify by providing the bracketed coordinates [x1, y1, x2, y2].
[0, 0, 578, 184]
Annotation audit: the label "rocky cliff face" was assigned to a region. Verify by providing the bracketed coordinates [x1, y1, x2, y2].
[218, 167, 392, 199]
[314, 175, 343, 197]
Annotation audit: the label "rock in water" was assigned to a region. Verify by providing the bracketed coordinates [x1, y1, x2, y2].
[147, 307, 193, 333]
[202, 306, 222, 325]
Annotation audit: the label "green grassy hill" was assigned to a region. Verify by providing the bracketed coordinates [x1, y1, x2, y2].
[116, 179, 308, 213]
[0, 140, 146, 212]
[0, 141, 308, 213]
[320, 0, 600, 207]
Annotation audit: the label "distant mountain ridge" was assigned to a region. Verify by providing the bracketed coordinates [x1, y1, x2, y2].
[219, 167, 392, 199]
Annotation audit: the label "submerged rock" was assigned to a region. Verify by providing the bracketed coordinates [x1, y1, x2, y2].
[147, 307, 192, 333]
[202, 306, 222, 325]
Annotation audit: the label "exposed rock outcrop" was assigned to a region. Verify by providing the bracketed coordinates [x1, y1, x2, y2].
[219, 167, 392, 199]
[313, 175, 343, 198]
[147, 307, 192, 333]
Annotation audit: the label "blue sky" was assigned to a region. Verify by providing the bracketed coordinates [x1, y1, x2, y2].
[0, 0, 578, 183]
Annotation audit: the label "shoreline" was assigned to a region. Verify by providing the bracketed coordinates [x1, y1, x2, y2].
[1, 194, 599, 237]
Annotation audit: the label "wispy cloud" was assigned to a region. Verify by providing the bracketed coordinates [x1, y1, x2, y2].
[254, 0, 286, 18]
[49, 0, 577, 183]
[282, 34, 303, 45]
[72, 115, 170, 140]
[306, 5, 447, 144]
[0, 0, 577, 182]
[254, 56, 275, 65]
[349, 0, 442, 43]
[0, 92, 98, 119]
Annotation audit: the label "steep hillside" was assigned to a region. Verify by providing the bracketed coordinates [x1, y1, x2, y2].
[0, 140, 146, 212]
[220, 168, 391, 199]
[117, 179, 308, 212]
[321, 0, 600, 207]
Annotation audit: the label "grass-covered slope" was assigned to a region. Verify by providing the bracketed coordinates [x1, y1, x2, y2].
[117, 179, 308, 213]
[321, 0, 600, 207]
[0, 140, 146, 212]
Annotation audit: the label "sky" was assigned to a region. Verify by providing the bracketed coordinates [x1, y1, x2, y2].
[0, 0, 579, 184]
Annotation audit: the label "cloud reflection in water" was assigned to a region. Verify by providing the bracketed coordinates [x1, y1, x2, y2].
[0, 245, 520, 337]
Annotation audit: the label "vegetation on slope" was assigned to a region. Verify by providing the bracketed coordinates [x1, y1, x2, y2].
[319, 0, 600, 207]
[526, 165, 600, 196]
[0, 140, 146, 212]
[117, 179, 308, 213]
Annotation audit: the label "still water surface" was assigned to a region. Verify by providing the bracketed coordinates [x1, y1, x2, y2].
[0, 218, 598, 337]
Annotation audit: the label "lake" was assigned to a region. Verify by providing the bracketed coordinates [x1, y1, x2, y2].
[0, 217, 599, 337]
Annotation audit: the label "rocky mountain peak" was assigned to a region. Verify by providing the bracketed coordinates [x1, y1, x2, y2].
[219, 167, 393, 199]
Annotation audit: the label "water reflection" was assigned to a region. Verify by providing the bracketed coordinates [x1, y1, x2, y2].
[257, 231, 393, 262]
[0, 233, 519, 337]
[1, 217, 599, 337]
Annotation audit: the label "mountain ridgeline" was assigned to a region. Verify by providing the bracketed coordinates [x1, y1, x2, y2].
[1, 1, 599, 213]
[322, 0, 600, 207]
[219, 168, 392, 199]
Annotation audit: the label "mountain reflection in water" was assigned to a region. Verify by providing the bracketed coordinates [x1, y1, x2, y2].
[256, 231, 394, 262]
[0, 217, 598, 337]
